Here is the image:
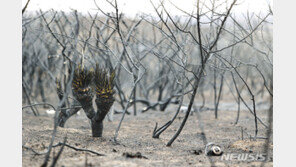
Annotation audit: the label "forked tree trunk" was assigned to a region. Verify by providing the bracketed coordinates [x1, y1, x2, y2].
[91, 120, 104, 137]
[75, 94, 112, 137]
[92, 98, 114, 137]
[62, 65, 115, 137]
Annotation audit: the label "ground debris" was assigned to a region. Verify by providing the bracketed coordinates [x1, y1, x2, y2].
[22, 107, 272, 166]
[122, 152, 148, 159]
[189, 149, 203, 155]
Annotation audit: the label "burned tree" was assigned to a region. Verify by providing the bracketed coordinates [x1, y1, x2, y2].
[61, 64, 116, 137]
[93, 66, 116, 137]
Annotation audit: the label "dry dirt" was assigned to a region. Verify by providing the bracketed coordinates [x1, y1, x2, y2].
[22, 104, 272, 167]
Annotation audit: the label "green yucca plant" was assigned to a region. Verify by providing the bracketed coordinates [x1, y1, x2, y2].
[93, 65, 116, 137]
[93, 65, 115, 122]
[72, 64, 93, 95]
[94, 65, 115, 101]
[71, 64, 95, 120]
[65, 63, 116, 137]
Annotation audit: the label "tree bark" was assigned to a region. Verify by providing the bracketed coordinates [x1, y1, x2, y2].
[91, 120, 104, 137]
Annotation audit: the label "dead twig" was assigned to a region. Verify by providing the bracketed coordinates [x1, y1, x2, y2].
[22, 0, 31, 14]
[52, 142, 105, 156]
[22, 145, 47, 156]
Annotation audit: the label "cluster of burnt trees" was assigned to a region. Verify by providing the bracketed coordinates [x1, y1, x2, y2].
[22, 0, 272, 157]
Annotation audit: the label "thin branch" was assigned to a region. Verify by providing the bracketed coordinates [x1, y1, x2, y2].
[52, 142, 105, 156]
[22, 0, 31, 14]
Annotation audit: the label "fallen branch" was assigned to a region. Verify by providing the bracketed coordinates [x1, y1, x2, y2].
[52, 143, 105, 156]
[23, 140, 105, 157]
[22, 145, 47, 156]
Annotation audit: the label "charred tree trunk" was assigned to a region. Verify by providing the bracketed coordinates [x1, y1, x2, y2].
[92, 94, 115, 137]
[92, 66, 115, 137]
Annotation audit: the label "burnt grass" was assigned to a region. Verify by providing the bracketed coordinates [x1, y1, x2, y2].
[22, 103, 272, 167]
